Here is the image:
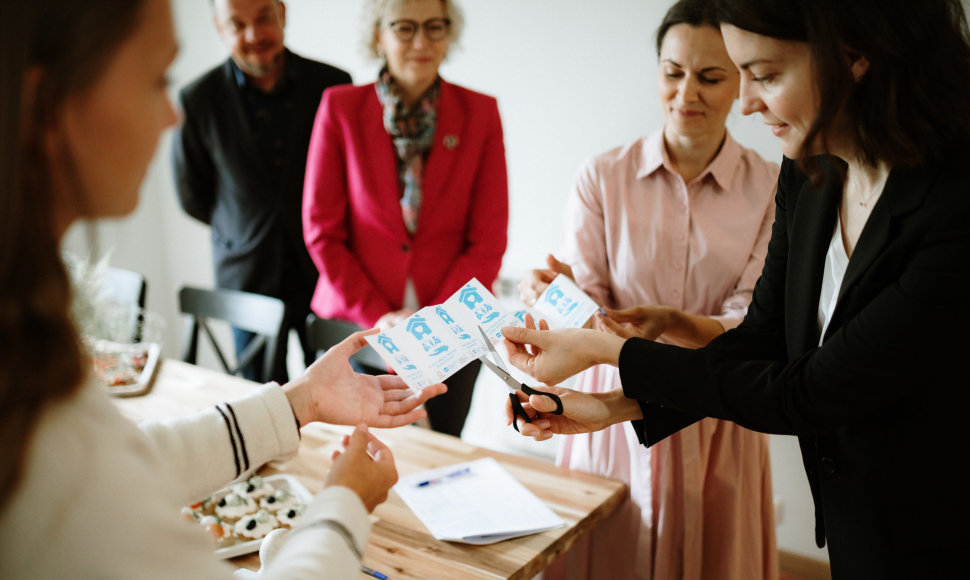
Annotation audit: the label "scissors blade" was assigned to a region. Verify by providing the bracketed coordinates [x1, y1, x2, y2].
[477, 326, 522, 393]
[477, 325, 503, 359]
[480, 356, 521, 394]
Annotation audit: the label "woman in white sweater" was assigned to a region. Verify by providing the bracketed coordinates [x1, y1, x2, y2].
[0, 0, 445, 578]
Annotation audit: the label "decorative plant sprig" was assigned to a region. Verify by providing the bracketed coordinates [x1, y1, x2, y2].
[62, 251, 160, 345]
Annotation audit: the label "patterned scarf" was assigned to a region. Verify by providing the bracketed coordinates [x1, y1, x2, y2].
[375, 66, 440, 235]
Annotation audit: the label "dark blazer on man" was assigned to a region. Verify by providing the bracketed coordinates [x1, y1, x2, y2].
[171, 51, 351, 309]
[617, 144, 970, 578]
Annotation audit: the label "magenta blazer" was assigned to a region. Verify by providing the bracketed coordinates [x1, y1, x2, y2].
[302, 80, 509, 328]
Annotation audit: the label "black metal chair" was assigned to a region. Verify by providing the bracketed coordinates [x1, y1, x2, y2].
[103, 266, 148, 342]
[305, 313, 386, 372]
[103, 266, 147, 309]
[178, 286, 287, 383]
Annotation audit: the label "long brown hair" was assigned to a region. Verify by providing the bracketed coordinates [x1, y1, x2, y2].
[0, 0, 147, 508]
[717, 0, 970, 181]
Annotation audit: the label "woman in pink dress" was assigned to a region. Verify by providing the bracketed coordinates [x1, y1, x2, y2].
[519, 1, 779, 578]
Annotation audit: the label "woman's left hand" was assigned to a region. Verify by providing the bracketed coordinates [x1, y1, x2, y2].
[505, 385, 630, 441]
[326, 425, 397, 513]
[282, 329, 447, 428]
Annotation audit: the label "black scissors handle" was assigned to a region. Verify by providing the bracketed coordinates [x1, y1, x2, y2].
[509, 387, 564, 432]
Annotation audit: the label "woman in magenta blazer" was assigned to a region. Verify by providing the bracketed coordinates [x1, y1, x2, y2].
[303, 0, 508, 437]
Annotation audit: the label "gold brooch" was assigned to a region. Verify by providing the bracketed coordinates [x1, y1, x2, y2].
[443, 134, 459, 150]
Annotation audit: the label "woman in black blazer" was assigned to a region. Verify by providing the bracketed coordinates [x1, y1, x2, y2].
[500, 0, 970, 577]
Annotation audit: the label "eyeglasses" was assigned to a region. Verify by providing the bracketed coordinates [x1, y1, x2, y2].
[386, 18, 451, 42]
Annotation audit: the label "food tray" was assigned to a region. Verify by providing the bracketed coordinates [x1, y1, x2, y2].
[94, 341, 161, 397]
[183, 474, 312, 559]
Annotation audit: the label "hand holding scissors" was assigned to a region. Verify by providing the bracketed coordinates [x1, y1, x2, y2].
[478, 327, 563, 432]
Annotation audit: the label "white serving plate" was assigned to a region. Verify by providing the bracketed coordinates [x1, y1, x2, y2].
[97, 341, 162, 398]
[189, 474, 312, 560]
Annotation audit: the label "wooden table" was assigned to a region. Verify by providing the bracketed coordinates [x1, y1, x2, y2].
[113, 359, 627, 580]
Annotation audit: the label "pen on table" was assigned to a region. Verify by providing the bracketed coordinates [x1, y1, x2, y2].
[361, 565, 390, 580]
[415, 466, 472, 488]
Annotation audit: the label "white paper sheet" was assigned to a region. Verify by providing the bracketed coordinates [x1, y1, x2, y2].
[394, 457, 565, 545]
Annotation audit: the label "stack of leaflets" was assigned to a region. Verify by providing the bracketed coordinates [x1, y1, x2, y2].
[365, 275, 600, 390]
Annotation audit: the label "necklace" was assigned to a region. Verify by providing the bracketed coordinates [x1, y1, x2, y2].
[858, 188, 882, 208]
[847, 167, 889, 209]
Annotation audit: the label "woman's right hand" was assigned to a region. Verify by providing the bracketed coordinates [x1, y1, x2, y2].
[325, 425, 397, 513]
[518, 254, 574, 307]
[505, 386, 643, 441]
[505, 385, 611, 440]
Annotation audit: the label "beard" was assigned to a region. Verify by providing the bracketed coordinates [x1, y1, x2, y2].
[235, 46, 284, 79]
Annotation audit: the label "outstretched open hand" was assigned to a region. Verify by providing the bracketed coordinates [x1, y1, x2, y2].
[282, 329, 447, 428]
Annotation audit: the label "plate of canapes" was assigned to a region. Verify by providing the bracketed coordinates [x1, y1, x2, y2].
[182, 474, 312, 559]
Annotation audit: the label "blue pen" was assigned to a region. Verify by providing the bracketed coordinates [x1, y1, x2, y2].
[415, 466, 472, 488]
[361, 565, 389, 580]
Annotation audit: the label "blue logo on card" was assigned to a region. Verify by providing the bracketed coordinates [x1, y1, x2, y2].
[544, 286, 565, 306]
[378, 335, 400, 354]
[543, 284, 578, 318]
[435, 306, 455, 324]
[406, 316, 433, 340]
[437, 306, 472, 340]
[459, 286, 484, 310]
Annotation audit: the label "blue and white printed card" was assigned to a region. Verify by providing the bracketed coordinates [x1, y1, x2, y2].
[367, 325, 433, 389]
[430, 303, 486, 362]
[442, 278, 516, 346]
[395, 307, 468, 383]
[531, 274, 600, 330]
[365, 278, 522, 390]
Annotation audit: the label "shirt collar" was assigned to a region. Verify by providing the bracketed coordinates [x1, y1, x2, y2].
[637, 127, 743, 191]
[705, 132, 743, 190]
[637, 130, 666, 179]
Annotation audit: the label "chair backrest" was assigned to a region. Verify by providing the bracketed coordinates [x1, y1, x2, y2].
[103, 266, 147, 309]
[178, 286, 287, 383]
[305, 314, 387, 371]
[103, 266, 148, 342]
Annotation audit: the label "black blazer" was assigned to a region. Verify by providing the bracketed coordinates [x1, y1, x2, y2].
[171, 51, 351, 305]
[618, 144, 970, 578]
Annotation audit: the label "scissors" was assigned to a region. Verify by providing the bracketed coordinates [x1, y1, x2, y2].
[478, 326, 563, 432]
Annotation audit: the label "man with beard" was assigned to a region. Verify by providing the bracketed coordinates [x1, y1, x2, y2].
[172, 0, 351, 382]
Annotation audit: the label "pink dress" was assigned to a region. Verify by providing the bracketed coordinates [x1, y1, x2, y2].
[547, 130, 780, 580]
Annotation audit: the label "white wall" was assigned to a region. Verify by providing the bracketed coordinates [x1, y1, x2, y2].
[65, 0, 825, 563]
